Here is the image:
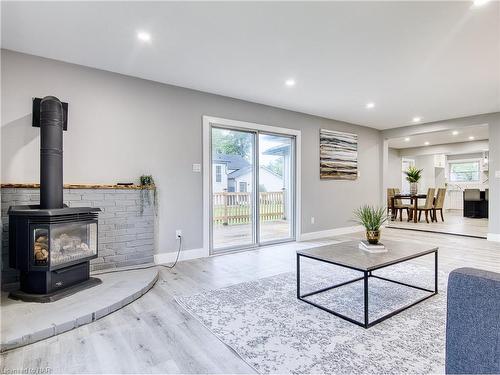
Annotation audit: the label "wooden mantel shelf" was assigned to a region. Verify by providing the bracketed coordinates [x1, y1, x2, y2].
[1, 183, 156, 190]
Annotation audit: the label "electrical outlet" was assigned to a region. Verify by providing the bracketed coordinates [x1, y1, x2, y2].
[176, 230, 182, 238]
[311, 217, 315, 224]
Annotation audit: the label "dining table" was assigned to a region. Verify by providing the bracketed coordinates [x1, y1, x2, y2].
[390, 194, 428, 223]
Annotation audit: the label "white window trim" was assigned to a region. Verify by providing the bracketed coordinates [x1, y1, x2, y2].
[202, 115, 302, 257]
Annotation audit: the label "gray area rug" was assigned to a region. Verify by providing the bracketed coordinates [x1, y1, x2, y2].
[176, 260, 447, 374]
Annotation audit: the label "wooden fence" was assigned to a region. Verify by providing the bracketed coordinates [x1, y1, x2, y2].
[213, 191, 285, 225]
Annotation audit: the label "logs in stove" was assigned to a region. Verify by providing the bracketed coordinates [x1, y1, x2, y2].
[8, 96, 101, 302]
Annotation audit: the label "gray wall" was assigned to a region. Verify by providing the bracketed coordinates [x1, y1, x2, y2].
[387, 148, 402, 190]
[1, 50, 382, 255]
[414, 155, 437, 193]
[489, 120, 500, 238]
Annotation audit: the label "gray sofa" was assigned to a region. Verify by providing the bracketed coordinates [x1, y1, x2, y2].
[446, 267, 500, 374]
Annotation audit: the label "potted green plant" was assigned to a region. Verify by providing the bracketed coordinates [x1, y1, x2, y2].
[404, 166, 423, 195]
[139, 175, 157, 215]
[353, 205, 388, 245]
[140, 175, 155, 187]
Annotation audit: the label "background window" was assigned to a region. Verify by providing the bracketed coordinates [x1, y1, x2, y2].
[239, 182, 247, 192]
[216, 165, 222, 182]
[449, 161, 480, 182]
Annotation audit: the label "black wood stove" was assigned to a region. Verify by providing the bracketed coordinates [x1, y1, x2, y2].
[8, 96, 101, 302]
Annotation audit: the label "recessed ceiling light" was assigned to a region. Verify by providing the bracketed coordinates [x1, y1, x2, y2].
[424, 141, 430, 146]
[452, 131, 459, 136]
[472, 0, 490, 7]
[404, 137, 411, 142]
[469, 136, 475, 140]
[285, 79, 296, 87]
[412, 117, 422, 123]
[137, 31, 151, 42]
[366, 102, 375, 109]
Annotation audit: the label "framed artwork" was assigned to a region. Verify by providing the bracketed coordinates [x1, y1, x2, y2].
[320, 129, 358, 180]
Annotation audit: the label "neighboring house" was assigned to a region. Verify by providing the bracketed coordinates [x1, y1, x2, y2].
[229, 166, 284, 192]
[212, 162, 228, 193]
[212, 153, 250, 192]
[212, 153, 283, 192]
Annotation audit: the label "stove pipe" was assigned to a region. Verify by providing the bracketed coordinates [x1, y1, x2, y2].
[40, 96, 64, 209]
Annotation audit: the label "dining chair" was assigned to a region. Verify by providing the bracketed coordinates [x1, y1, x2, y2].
[410, 188, 435, 223]
[433, 188, 447, 222]
[394, 188, 411, 221]
[387, 188, 396, 218]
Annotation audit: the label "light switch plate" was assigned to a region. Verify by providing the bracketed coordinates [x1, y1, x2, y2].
[495, 170, 500, 179]
[192, 163, 201, 172]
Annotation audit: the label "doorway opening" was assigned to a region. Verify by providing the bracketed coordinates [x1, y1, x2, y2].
[384, 124, 489, 239]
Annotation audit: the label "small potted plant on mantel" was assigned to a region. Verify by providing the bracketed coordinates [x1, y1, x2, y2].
[139, 175, 157, 215]
[404, 166, 423, 196]
[353, 205, 388, 251]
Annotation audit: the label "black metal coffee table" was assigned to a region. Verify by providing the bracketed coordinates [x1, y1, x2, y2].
[296, 240, 438, 328]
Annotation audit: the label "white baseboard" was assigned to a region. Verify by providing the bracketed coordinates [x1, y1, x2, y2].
[487, 233, 500, 242]
[154, 247, 207, 265]
[299, 225, 364, 241]
[156, 225, 365, 264]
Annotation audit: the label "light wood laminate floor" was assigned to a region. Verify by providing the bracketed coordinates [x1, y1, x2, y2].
[1, 229, 499, 374]
[387, 209, 488, 238]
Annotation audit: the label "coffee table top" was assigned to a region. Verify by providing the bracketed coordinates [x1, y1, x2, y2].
[297, 240, 438, 271]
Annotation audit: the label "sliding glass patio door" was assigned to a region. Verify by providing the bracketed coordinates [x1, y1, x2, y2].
[210, 126, 295, 254]
[258, 133, 295, 244]
[211, 127, 256, 251]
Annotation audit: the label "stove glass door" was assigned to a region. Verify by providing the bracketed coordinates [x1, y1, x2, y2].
[33, 227, 49, 266]
[49, 221, 97, 268]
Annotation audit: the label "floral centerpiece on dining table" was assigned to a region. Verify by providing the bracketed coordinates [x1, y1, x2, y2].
[404, 166, 423, 196]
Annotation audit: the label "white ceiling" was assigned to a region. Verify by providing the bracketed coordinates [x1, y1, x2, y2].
[2, 1, 499, 130]
[388, 124, 489, 149]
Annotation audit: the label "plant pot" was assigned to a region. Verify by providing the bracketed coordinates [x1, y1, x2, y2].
[366, 230, 381, 245]
[410, 182, 418, 196]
